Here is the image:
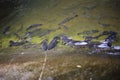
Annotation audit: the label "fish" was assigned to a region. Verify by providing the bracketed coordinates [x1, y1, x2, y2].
[38, 30, 51, 37]
[26, 24, 42, 31]
[83, 4, 97, 10]
[22, 28, 41, 38]
[58, 14, 78, 25]
[41, 39, 48, 51]
[77, 30, 99, 35]
[83, 36, 95, 42]
[98, 22, 111, 27]
[27, 28, 41, 37]
[14, 33, 21, 39]
[59, 25, 69, 30]
[98, 17, 110, 27]
[47, 36, 60, 50]
[9, 40, 26, 47]
[61, 34, 72, 44]
[105, 31, 117, 42]
[17, 24, 23, 33]
[2, 26, 11, 35]
[96, 31, 117, 40]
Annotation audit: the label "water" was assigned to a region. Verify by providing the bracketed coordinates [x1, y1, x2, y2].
[0, 0, 120, 80]
[0, 0, 120, 47]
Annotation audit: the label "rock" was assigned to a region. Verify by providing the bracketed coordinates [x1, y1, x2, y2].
[44, 76, 54, 80]
[76, 65, 82, 68]
[21, 52, 24, 54]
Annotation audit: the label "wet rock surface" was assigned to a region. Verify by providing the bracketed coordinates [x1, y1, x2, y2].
[0, 47, 120, 80]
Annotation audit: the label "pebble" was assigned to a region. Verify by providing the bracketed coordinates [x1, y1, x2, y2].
[76, 65, 82, 68]
[45, 76, 54, 80]
[21, 52, 24, 55]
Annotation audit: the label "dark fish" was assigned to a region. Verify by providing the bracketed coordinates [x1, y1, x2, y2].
[77, 30, 99, 35]
[27, 28, 41, 37]
[59, 25, 68, 30]
[51, 27, 61, 31]
[38, 30, 51, 37]
[101, 31, 111, 35]
[2, 26, 11, 34]
[64, 39, 89, 47]
[22, 43, 38, 49]
[48, 36, 60, 50]
[82, 11, 91, 18]
[41, 39, 48, 51]
[9, 40, 27, 47]
[17, 24, 23, 33]
[22, 32, 31, 38]
[94, 31, 110, 39]
[26, 24, 42, 31]
[23, 28, 41, 38]
[98, 22, 110, 27]
[84, 4, 97, 10]
[105, 31, 117, 42]
[58, 14, 78, 25]
[83, 36, 95, 42]
[97, 16, 111, 27]
[97, 42, 112, 49]
[95, 31, 117, 40]
[38, 27, 60, 37]
[13, 24, 23, 40]
[91, 30, 99, 33]
[14, 33, 21, 39]
[61, 34, 72, 45]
